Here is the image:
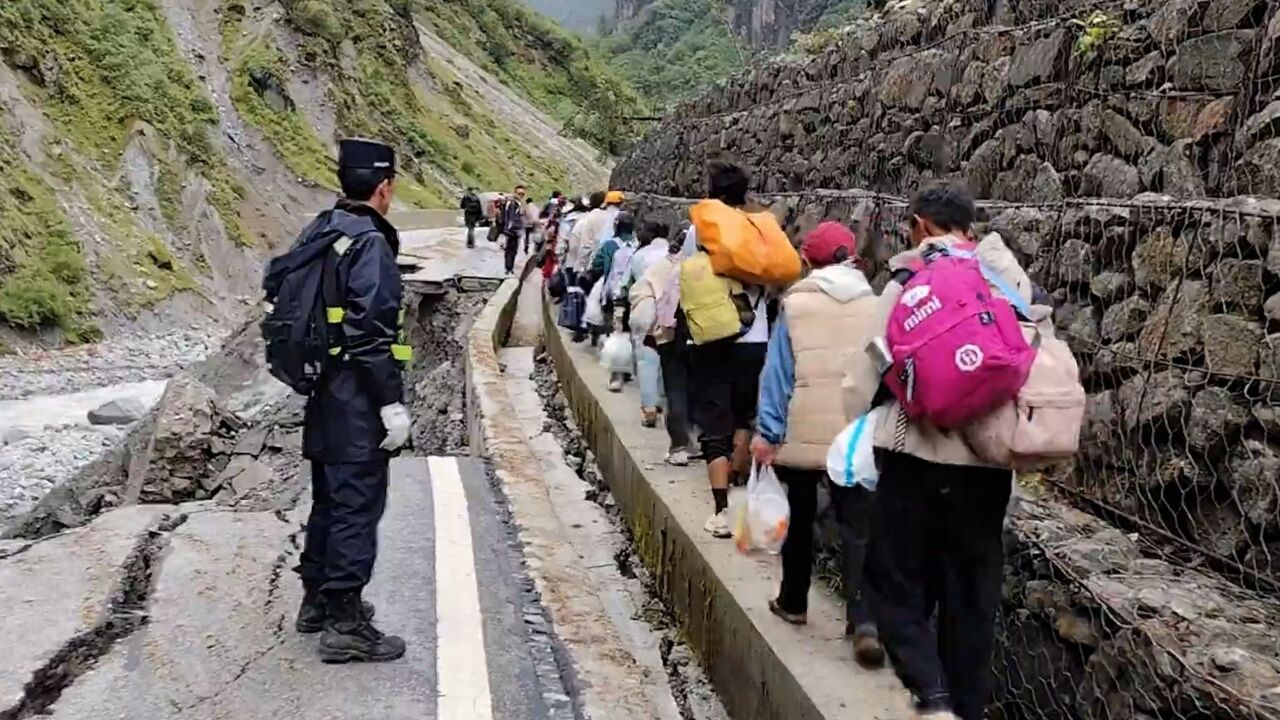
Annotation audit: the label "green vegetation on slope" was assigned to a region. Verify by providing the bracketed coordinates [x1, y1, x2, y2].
[591, 0, 747, 109]
[225, 35, 338, 191]
[0, 134, 94, 340]
[419, 0, 647, 155]
[0, 0, 249, 246]
[226, 0, 591, 203]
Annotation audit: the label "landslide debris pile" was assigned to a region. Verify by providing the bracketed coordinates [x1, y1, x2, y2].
[3, 321, 301, 540]
[616, 0, 1280, 717]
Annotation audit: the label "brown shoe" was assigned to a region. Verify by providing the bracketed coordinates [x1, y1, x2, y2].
[768, 598, 807, 625]
[853, 633, 886, 668]
[641, 407, 659, 427]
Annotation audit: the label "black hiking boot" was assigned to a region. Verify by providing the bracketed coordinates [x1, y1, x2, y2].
[318, 591, 406, 663]
[295, 586, 376, 634]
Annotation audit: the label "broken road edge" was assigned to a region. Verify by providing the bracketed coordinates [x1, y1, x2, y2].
[464, 264, 911, 720]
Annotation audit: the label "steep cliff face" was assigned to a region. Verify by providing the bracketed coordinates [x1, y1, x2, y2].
[0, 0, 623, 345]
[600, 0, 862, 106]
[617, 0, 856, 47]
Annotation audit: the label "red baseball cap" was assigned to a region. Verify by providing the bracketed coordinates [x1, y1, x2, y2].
[801, 222, 858, 266]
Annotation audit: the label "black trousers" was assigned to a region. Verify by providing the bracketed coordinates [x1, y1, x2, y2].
[775, 468, 876, 632]
[657, 340, 692, 451]
[503, 231, 519, 274]
[866, 451, 1012, 720]
[691, 340, 766, 462]
[465, 220, 477, 248]
[299, 459, 390, 592]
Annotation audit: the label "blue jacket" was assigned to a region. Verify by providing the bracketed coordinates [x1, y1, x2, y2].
[757, 313, 795, 446]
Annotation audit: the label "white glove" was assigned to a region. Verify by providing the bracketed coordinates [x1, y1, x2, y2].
[379, 403, 412, 451]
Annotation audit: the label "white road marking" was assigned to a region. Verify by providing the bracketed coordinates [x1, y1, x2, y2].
[430, 456, 494, 720]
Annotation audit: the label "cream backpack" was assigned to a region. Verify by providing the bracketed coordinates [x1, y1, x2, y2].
[964, 309, 1086, 470]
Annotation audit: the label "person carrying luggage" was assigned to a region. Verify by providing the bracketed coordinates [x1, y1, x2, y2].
[750, 221, 885, 668]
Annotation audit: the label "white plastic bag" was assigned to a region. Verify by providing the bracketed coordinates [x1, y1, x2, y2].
[826, 406, 884, 491]
[583, 281, 606, 327]
[600, 331, 635, 374]
[734, 462, 790, 555]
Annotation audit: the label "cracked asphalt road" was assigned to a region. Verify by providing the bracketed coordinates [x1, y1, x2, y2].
[29, 456, 574, 720]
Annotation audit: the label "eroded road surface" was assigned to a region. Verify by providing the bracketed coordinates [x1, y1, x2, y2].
[1, 223, 722, 720]
[13, 457, 574, 720]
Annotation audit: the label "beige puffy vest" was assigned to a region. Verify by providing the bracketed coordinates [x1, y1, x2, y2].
[775, 274, 881, 469]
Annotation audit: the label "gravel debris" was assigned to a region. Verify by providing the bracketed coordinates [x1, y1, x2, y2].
[0, 328, 224, 401]
[0, 426, 127, 523]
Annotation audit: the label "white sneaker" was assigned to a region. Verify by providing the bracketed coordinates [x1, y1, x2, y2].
[607, 375, 624, 392]
[666, 449, 690, 466]
[703, 509, 731, 538]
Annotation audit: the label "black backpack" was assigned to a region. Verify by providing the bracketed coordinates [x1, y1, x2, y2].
[261, 227, 345, 395]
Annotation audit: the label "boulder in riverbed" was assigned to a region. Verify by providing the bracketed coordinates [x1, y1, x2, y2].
[87, 397, 147, 426]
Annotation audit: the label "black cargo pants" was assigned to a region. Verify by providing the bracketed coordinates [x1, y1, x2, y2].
[299, 459, 390, 592]
[866, 450, 1012, 720]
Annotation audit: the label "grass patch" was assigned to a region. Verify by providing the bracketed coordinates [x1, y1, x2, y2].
[228, 37, 338, 190]
[87, 184, 198, 313]
[0, 0, 250, 244]
[0, 134, 96, 340]
[418, 0, 647, 154]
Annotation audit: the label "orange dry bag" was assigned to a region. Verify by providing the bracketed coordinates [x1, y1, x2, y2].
[689, 199, 802, 286]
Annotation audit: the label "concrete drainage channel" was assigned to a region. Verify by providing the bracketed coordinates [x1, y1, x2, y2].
[465, 270, 732, 720]
[528, 353, 729, 720]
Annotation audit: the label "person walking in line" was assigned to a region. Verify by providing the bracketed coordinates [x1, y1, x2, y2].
[487, 193, 505, 244]
[500, 185, 527, 275]
[654, 254, 694, 465]
[571, 190, 624, 283]
[292, 138, 413, 663]
[687, 161, 771, 538]
[524, 197, 541, 255]
[588, 211, 637, 362]
[460, 187, 482, 249]
[621, 220, 672, 422]
[862, 182, 1029, 720]
[749, 221, 885, 668]
[540, 192, 566, 282]
[557, 196, 591, 290]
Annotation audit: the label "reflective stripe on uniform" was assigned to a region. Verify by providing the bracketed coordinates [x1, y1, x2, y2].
[333, 235, 353, 257]
[326, 307, 345, 323]
[391, 344, 413, 362]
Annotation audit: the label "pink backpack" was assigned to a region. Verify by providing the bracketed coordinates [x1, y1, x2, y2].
[883, 245, 1035, 430]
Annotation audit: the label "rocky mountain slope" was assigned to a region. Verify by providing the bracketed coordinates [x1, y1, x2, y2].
[599, 0, 865, 106]
[0, 0, 624, 348]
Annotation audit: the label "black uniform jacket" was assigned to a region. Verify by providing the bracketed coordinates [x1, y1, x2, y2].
[301, 200, 405, 463]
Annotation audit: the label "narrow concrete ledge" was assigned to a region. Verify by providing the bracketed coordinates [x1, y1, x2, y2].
[540, 299, 913, 720]
[465, 271, 671, 719]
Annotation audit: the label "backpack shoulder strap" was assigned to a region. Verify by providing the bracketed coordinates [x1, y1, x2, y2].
[938, 246, 1034, 318]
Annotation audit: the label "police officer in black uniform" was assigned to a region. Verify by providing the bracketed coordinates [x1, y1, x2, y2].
[294, 138, 413, 663]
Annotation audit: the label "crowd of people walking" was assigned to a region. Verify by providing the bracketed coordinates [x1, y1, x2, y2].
[517, 160, 1084, 720]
